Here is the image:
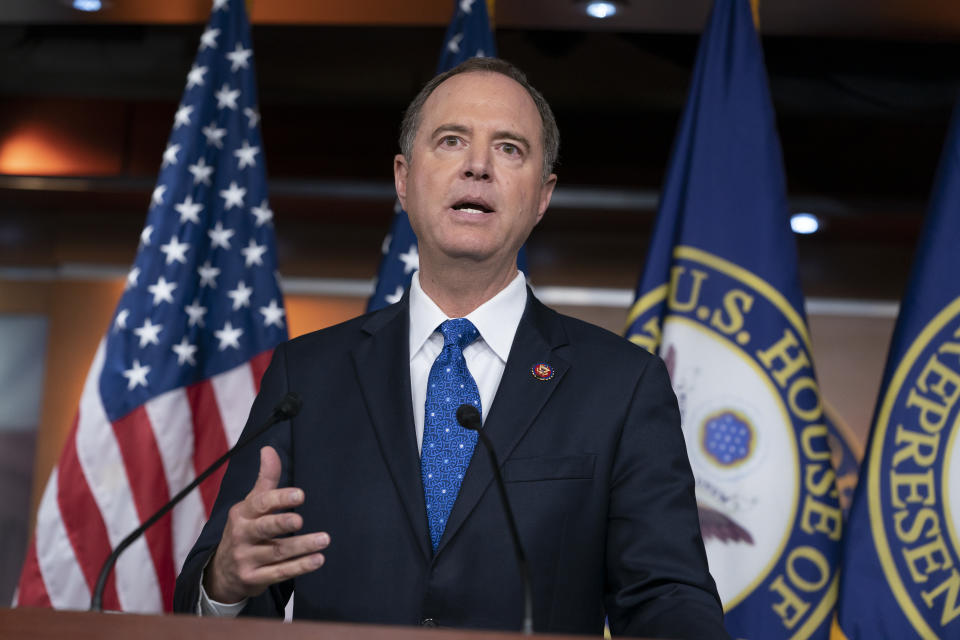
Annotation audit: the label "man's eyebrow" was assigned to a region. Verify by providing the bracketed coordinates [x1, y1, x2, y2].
[430, 124, 471, 139]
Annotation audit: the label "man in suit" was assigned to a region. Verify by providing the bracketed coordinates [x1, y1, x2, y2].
[174, 57, 728, 639]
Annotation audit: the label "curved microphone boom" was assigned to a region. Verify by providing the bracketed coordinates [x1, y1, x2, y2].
[90, 392, 303, 612]
[456, 404, 533, 635]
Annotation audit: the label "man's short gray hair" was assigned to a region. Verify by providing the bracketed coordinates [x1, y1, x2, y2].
[399, 57, 560, 181]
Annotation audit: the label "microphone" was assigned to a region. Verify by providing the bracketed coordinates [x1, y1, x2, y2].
[456, 404, 533, 635]
[90, 392, 303, 612]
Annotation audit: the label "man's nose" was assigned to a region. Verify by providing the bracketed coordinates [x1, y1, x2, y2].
[462, 147, 492, 181]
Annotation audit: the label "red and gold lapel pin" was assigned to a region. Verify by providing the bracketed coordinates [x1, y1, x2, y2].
[530, 363, 554, 381]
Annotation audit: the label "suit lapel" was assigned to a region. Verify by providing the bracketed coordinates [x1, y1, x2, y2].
[435, 294, 569, 558]
[352, 297, 431, 562]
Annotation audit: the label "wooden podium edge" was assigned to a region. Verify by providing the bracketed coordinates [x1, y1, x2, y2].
[0, 607, 603, 640]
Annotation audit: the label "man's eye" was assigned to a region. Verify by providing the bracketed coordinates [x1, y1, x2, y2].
[501, 143, 520, 155]
[441, 136, 460, 146]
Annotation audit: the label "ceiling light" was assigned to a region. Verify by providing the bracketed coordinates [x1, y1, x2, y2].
[584, 1, 620, 19]
[73, 0, 102, 11]
[790, 212, 820, 235]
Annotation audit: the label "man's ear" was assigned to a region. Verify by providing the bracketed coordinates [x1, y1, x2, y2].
[394, 154, 409, 210]
[535, 173, 558, 224]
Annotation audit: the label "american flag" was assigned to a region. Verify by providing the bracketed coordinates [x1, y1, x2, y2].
[15, 0, 286, 612]
[367, 0, 500, 311]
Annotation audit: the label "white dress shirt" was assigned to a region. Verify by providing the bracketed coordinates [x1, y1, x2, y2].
[199, 270, 528, 616]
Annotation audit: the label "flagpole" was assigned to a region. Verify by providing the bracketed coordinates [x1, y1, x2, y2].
[749, 0, 760, 29]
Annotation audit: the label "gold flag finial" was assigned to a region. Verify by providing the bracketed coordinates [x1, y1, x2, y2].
[749, 0, 760, 30]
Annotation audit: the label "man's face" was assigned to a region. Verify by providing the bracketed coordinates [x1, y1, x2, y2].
[394, 71, 556, 273]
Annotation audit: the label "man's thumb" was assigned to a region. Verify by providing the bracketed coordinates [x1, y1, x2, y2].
[252, 445, 282, 493]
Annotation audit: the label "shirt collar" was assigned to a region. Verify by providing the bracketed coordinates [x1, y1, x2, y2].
[408, 270, 528, 363]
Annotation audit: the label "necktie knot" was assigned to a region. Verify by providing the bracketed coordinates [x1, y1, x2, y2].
[439, 318, 479, 351]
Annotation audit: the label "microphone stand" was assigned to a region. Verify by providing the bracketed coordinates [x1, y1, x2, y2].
[457, 404, 533, 635]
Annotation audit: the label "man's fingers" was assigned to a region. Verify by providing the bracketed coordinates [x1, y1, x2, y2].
[212, 447, 324, 603]
[245, 551, 327, 587]
[249, 511, 304, 540]
[251, 446, 283, 494]
[245, 486, 304, 517]
[247, 531, 331, 566]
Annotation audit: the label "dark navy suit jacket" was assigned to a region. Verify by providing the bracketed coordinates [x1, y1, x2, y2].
[174, 293, 728, 639]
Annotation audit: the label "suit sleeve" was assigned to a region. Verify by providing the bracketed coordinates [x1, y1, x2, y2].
[604, 355, 731, 639]
[173, 343, 295, 617]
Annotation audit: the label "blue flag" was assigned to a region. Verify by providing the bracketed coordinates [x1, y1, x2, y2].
[625, 1, 841, 637]
[368, 0, 527, 311]
[835, 99, 960, 639]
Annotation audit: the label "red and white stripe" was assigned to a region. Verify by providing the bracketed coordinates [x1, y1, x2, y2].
[16, 340, 273, 612]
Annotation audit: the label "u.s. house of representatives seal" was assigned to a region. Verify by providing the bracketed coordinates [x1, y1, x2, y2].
[627, 246, 841, 638]
[867, 297, 960, 639]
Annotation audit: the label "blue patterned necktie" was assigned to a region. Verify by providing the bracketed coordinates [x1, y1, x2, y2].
[421, 318, 482, 551]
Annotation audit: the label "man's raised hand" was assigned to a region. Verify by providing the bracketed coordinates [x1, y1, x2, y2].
[204, 446, 330, 604]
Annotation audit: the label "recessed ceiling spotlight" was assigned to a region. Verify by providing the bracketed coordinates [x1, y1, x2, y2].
[790, 212, 821, 235]
[582, 1, 623, 19]
[72, 0, 103, 10]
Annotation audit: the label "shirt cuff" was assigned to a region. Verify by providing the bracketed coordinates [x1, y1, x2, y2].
[197, 562, 248, 617]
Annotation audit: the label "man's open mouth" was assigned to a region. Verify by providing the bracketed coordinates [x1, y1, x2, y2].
[451, 200, 494, 214]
